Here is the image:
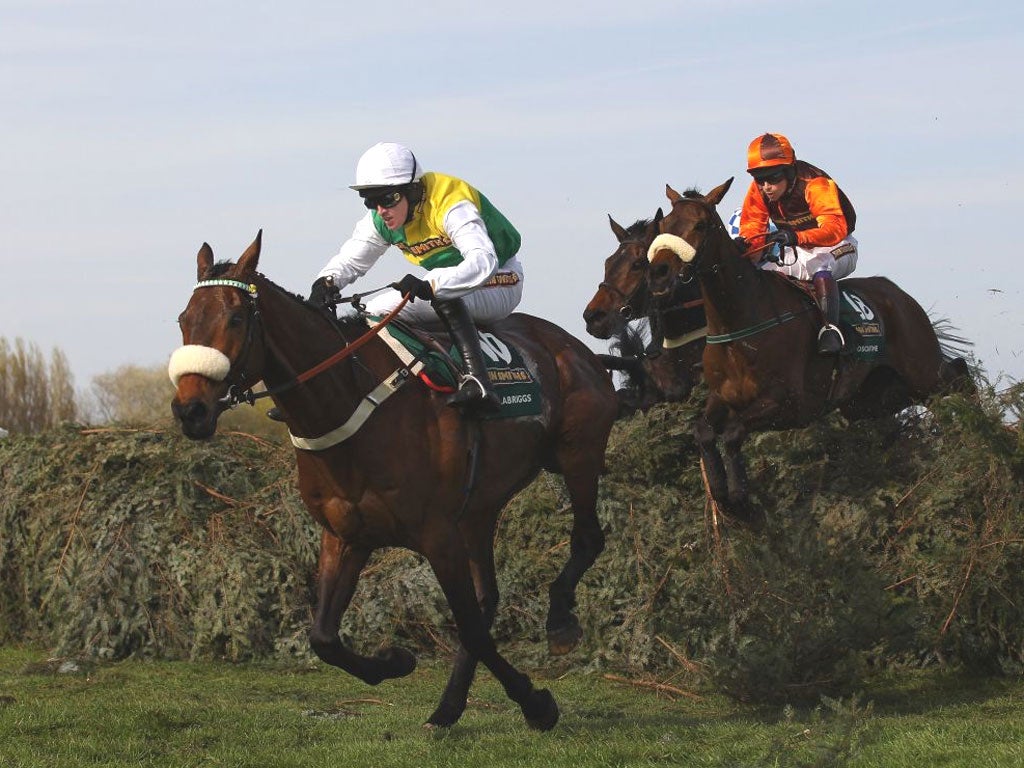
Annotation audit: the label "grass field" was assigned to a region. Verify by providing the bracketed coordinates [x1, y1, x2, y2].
[1, 646, 1023, 767]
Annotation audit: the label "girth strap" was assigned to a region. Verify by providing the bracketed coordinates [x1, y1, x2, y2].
[289, 366, 417, 451]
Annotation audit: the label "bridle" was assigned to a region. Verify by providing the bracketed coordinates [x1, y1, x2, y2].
[188, 276, 410, 409]
[598, 239, 653, 319]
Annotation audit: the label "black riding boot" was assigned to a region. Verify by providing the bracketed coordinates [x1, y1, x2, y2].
[812, 270, 844, 355]
[432, 298, 501, 413]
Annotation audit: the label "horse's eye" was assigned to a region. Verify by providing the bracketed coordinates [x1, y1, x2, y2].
[229, 311, 245, 327]
[631, 258, 647, 271]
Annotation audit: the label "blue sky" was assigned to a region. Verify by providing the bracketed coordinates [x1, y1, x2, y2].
[2, 0, 1022, 391]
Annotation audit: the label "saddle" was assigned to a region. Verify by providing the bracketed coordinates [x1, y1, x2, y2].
[373, 315, 544, 419]
[777, 276, 886, 361]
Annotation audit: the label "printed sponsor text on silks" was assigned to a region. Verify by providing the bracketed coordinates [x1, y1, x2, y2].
[371, 172, 521, 270]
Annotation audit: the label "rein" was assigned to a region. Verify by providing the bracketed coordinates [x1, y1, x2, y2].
[191, 277, 411, 409]
[667, 199, 807, 344]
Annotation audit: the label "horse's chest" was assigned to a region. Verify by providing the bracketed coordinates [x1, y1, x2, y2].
[705, 352, 760, 407]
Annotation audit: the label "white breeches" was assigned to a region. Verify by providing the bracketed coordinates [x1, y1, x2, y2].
[363, 256, 525, 328]
[760, 236, 858, 280]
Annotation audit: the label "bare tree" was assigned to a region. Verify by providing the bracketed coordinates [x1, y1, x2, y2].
[0, 336, 77, 434]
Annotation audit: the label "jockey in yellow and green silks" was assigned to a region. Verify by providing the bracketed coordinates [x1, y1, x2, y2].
[309, 142, 524, 413]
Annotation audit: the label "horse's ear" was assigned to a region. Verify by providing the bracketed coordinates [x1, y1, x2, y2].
[665, 184, 682, 203]
[654, 207, 664, 223]
[238, 229, 262, 273]
[197, 243, 214, 280]
[608, 215, 629, 243]
[706, 177, 734, 206]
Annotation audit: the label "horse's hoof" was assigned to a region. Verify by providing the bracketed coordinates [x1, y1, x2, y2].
[425, 699, 465, 729]
[375, 646, 417, 679]
[524, 688, 559, 731]
[546, 620, 584, 656]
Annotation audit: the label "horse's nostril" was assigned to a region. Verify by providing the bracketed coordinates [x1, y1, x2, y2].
[583, 308, 602, 324]
[172, 399, 208, 424]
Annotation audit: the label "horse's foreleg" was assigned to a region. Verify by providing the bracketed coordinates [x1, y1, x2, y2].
[694, 408, 728, 505]
[720, 417, 751, 510]
[308, 530, 416, 685]
[546, 462, 605, 656]
[427, 531, 559, 731]
[427, 541, 498, 729]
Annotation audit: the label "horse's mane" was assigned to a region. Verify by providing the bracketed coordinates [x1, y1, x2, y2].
[625, 218, 654, 237]
[206, 260, 370, 336]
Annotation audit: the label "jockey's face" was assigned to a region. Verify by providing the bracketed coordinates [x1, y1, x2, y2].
[754, 170, 789, 203]
[375, 195, 409, 231]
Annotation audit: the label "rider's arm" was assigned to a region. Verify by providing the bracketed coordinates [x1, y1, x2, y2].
[737, 182, 771, 260]
[316, 213, 390, 289]
[425, 199, 500, 300]
[798, 177, 849, 248]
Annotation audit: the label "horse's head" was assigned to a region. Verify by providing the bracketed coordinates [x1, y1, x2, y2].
[647, 178, 733, 297]
[583, 211, 663, 339]
[170, 231, 267, 439]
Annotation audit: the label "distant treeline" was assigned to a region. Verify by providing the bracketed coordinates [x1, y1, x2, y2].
[0, 337, 76, 434]
[1, 380, 1021, 703]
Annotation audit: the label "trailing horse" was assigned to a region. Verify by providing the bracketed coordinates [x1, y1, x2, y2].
[170, 232, 618, 730]
[584, 213, 708, 412]
[646, 180, 972, 520]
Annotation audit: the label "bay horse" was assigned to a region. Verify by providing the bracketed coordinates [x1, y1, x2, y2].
[646, 179, 972, 518]
[170, 232, 618, 730]
[584, 213, 708, 409]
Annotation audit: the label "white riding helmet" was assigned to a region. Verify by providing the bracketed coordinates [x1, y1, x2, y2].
[350, 142, 423, 190]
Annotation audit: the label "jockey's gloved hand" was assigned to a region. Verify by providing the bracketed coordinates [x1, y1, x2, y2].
[393, 274, 434, 302]
[309, 276, 341, 308]
[766, 229, 798, 248]
[732, 236, 749, 254]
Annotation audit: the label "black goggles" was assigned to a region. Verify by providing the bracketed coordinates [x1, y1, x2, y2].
[362, 190, 404, 210]
[753, 170, 787, 185]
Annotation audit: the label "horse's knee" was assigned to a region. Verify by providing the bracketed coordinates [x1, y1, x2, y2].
[574, 522, 605, 559]
[308, 627, 337, 660]
[693, 417, 717, 449]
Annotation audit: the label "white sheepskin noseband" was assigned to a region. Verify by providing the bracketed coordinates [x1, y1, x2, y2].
[647, 233, 696, 263]
[168, 345, 232, 386]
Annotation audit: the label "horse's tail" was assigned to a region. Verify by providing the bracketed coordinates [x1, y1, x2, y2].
[931, 315, 978, 393]
[602, 321, 658, 417]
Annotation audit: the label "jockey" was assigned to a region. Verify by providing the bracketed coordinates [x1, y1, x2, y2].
[311, 142, 525, 413]
[734, 133, 858, 355]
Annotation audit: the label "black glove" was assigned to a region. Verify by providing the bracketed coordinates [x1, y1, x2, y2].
[309, 276, 341, 308]
[732, 236, 749, 254]
[766, 228, 798, 248]
[392, 273, 434, 302]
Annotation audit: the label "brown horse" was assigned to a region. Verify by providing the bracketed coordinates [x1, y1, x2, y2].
[646, 179, 971, 518]
[584, 213, 708, 409]
[170, 232, 618, 730]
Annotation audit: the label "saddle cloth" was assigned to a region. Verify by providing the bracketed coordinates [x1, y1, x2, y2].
[785, 279, 886, 361]
[375, 318, 543, 419]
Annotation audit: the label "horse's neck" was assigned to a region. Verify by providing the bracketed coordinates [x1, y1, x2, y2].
[257, 282, 372, 405]
[701, 243, 765, 331]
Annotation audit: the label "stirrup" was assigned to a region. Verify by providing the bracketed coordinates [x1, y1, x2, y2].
[266, 406, 286, 422]
[817, 324, 844, 355]
[447, 375, 500, 413]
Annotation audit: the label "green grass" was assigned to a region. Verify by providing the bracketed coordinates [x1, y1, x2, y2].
[1, 646, 1023, 767]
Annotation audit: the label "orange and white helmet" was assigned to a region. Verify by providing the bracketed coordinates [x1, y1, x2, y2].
[350, 142, 422, 191]
[746, 133, 796, 174]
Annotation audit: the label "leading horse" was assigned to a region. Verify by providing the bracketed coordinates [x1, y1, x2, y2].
[170, 232, 618, 730]
[646, 179, 972, 519]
